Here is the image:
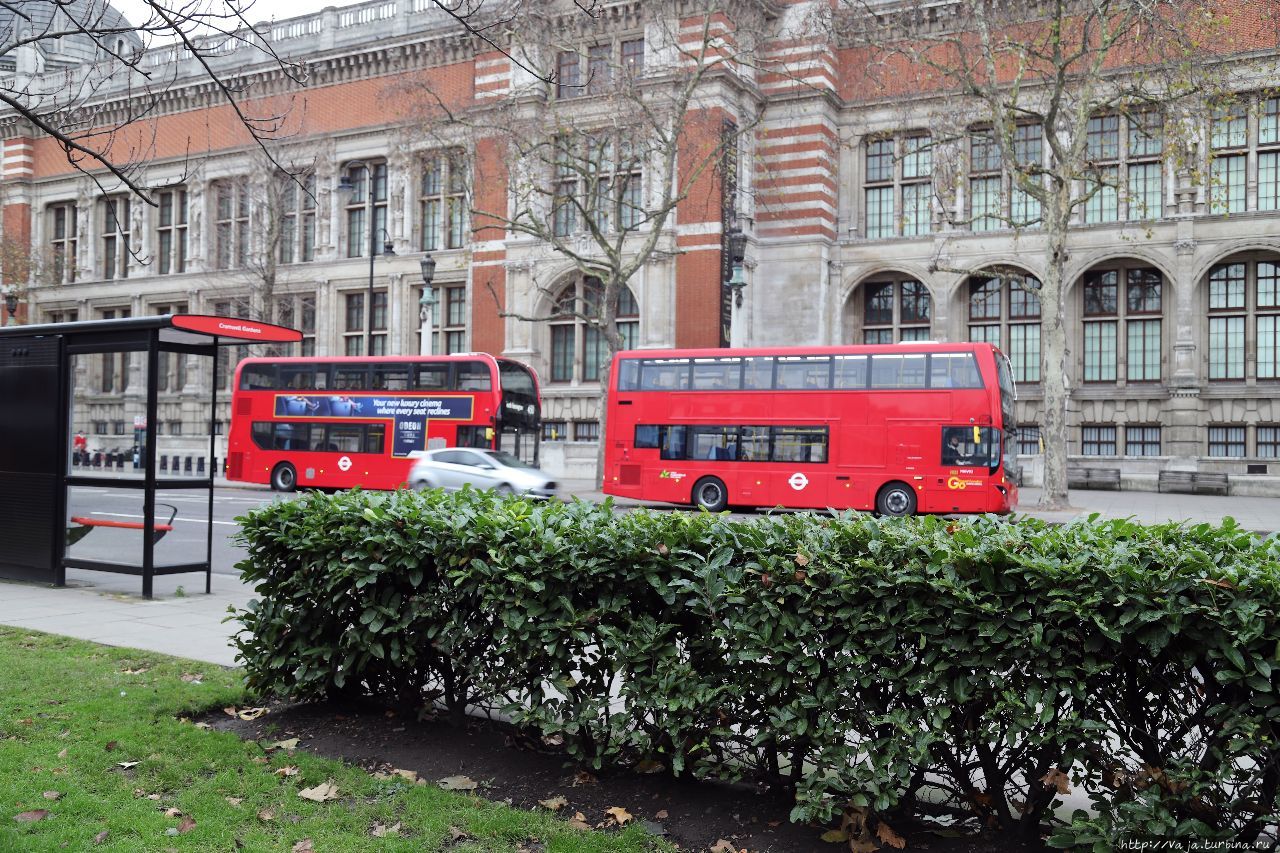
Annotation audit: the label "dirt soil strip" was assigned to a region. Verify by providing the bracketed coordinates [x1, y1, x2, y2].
[205, 700, 1042, 852]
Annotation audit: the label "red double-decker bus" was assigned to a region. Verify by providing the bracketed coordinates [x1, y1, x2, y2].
[602, 342, 1018, 515]
[227, 354, 541, 491]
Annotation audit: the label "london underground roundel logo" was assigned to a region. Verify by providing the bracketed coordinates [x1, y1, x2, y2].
[788, 472, 809, 491]
[338, 455, 353, 472]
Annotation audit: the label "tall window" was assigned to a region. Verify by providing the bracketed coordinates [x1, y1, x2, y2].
[151, 302, 188, 391]
[1210, 102, 1247, 213]
[344, 161, 388, 258]
[864, 133, 931, 238]
[214, 179, 250, 269]
[969, 129, 1003, 231]
[156, 189, 187, 275]
[273, 293, 316, 356]
[968, 272, 1041, 382]
[1081, 266, 1163, 383]
[550, 133, 644, 236]
[548, 277, 639, 383]
[1010, 124, 1042, 226]
[278, 173, 316, 264]
[968, 126, 1044, 230]
[101, 196, 130, 279]
[1127, 110, 1165, 219]
[343, 292, 367, 356]
[1207, 259, 1280, 380]
[1261, 96, 1280, 211]
[1083, 115, 1120, 223]
[1208, 424, 1246, 457]
[98, 307, 131, 390]
[1017, 425, 1042, 455]
[48, 203, 77, 284]
[431, 285, 467, 355]
[1258, 424, 1280, 458]
[861, 279, 931, 343]
[420, 153, 467, 251]
[556, 38, 643, 99]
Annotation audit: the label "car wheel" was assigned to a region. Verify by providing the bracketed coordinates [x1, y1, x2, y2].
[410, 478, 433, 491]
[875, 481, 917, 517]
[270, 462, 297, 493]
[494, 483, 514, 496]
[692, 476, 728, 512]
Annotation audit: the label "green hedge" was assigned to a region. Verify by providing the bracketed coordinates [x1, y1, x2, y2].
[233, 489, 1280, 846]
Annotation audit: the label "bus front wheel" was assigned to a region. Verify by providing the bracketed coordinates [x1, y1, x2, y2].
[270, 463, 297, 493]
[692, 476, 728, 512]
[875, 482, 917, 517]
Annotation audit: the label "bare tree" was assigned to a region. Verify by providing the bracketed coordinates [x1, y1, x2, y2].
[412, 0, 773, 484]
[835, 0, 1239, 509]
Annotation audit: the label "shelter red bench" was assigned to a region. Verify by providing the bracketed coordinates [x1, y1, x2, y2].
[66, 505, 177, 547]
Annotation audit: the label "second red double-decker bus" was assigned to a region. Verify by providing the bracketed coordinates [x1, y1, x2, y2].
[602, 342, 1017, 515]
[227, 354, 541, 491]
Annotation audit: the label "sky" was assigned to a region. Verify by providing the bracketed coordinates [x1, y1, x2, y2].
[110, 0, 360, 36]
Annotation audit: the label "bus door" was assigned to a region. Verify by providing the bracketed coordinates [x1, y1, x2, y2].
[928, 425, 997, 512]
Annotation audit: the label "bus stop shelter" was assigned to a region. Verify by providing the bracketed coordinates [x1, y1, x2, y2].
[0, 314, 301, 598]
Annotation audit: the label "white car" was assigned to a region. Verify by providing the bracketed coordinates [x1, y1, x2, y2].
[408, 448, 558, 498]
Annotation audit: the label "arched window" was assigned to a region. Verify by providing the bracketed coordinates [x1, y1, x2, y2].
[548, 277, 639, 383]
[861, 278, 931, 343]
[967, 272, 1041, 382]
[1206, 258, 1280, 380]
[1080, 265, 1164, 383]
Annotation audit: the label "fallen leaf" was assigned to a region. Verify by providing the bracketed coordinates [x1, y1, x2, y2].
[257, 809, 275, 821]
[448, 826, 468, 841]
[292, 840, 314, 852]
[57, 749, 67, 759]
[275, 766, 300, 778]
[371, 821, 402, 837]
[605, 806, 633, 826]
[1041, 768, 1071, 794]
[94, 830, 109, 844]
[122, 667, 149, 674]
[42, 791, 61, 801]
[237, 707, 269, 721]
[794, 570, 808, 582]
[266, 738, 299, 751]
[116, 761, 139, 770]
[194, 722, 211, 730]
[539, 796, 568, 811]
[391, 768, 418, 783]
[180, 673, 203, 683]
[438, 775, 478, 791]
[819, 829, 849, 843]
[104, 741, 118, 752]
[794, 552, 810, 567]
[655, 809, 669, 820]
[163, 808, 183, 818]
[298, 781, 340, 802]
[12, 810, 49, 823]
[225, 797, 244, 807]
[567, 812, 591, 831]
[710, 840, 738, 853]
[571, 770, 596, 786]
[223, 707, 238, 717]
[877, 820, 907, 849]
[635, 759, 665, 774]
[177, 816, 196, 834]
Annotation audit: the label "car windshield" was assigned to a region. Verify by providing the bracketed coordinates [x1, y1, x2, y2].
[483, 450, 537, 469]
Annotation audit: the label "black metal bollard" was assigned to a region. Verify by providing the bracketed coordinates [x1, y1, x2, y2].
[116, 453, 124, 470]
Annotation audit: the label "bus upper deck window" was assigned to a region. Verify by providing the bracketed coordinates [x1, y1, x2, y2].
[617, 359, 641, 391]
[240, 364, 277, 390]
[414, 364, 448, 390]
[456, 361, 492, 391]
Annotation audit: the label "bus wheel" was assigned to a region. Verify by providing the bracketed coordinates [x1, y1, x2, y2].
[875, 482, 917, 517]
[692, 477, 728, 512]
[270, 463, 297, 493]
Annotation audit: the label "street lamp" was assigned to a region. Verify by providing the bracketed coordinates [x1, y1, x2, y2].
[338, 161, 395, 354]
[2, 285, 18, 326]
[722, 225, 748, 308]
[418, 253, 438, 356]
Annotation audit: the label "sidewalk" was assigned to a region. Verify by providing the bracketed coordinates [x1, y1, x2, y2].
[3, 485, 1275, 669]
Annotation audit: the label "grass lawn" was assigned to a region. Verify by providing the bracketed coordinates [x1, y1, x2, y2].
[0, 627, 664, 852]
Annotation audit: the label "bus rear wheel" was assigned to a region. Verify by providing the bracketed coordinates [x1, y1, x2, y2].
[875, 481, 917, 517]
[270, 463, 297, 493]
[692, 476, 728, 512]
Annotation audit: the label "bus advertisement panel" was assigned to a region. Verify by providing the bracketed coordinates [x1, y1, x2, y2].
[602, 343, 1017, 515]
[227, 354, 541, 491]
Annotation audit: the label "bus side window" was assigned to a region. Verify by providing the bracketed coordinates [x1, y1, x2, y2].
[366, 424, 386, 454]
[617, 359, 641, 391]
[658, 425, 686, 460]
[456, 362, 493, 391]
[414, 364, 448, 390]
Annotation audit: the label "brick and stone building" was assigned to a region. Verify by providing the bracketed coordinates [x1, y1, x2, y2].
[3, 0, 1279, 490]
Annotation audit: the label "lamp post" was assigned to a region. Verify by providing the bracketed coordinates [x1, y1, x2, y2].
[337, 161, 395, 355]
[2, 285, 18, 326]
[723, 224, 748, 307]
[418, 253, 438, 356]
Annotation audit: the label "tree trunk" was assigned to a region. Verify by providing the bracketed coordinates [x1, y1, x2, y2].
[1039, 202, 1072, 510]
